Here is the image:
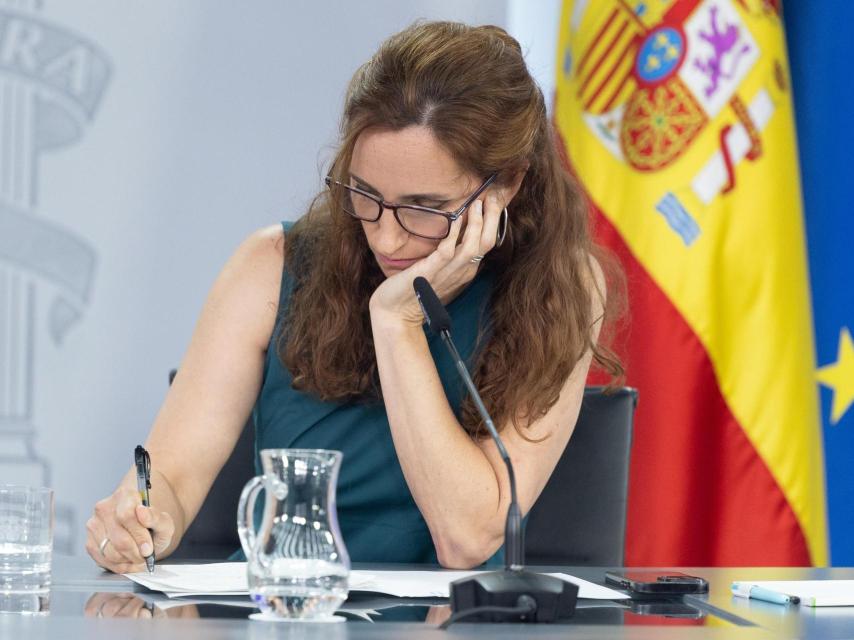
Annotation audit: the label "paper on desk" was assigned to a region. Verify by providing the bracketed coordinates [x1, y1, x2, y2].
[352, 570, 627, 600]
[127, 563, 248, 595]
[125, 563, 627, 600]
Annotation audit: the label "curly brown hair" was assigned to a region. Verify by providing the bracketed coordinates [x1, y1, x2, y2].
[279, 21, 623, 440]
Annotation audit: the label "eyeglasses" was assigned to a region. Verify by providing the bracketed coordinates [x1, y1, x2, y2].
[324, 172, 498, 240]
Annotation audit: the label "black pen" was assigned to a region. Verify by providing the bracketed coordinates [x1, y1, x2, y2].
[134, 445, 155, 573]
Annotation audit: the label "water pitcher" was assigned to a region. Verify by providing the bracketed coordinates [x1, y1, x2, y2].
[238, 449, 349, 619]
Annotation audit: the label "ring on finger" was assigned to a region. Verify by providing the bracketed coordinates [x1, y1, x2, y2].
[470, 254, 485, 264]
[99, 537, 111, 556]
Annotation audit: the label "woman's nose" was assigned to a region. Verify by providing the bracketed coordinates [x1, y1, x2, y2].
[373, 206, 408, 251]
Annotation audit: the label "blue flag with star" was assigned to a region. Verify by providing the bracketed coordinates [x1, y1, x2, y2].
[786, 1, 854, 565]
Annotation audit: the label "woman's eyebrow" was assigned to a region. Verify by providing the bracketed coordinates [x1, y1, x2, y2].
[348, 172, 451, 201]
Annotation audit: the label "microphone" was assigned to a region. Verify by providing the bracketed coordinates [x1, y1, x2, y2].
[412, 277, 578, 626]
[413, 276, 451, 334]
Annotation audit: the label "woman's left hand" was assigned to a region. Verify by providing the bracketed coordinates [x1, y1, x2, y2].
[369, 192, 503, 326]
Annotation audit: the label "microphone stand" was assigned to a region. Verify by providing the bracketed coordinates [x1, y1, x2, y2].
[413, 278, 578, 626]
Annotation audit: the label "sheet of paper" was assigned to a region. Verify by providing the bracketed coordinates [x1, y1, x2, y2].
[126, 563, 247, 594]
[351, 570, 627, 600]
[163, 591, 248, 598]
[733, 580, 854, 607]
[125, 563, 627, 600]
[551, 573, 630, 600]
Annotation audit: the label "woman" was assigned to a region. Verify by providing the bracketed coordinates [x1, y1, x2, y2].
[86, 21, 621, 573]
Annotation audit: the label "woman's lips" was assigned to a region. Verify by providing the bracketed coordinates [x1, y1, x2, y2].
[375, 252, 422, 269]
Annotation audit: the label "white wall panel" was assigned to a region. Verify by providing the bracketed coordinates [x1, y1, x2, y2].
[0, 0, 551, 556]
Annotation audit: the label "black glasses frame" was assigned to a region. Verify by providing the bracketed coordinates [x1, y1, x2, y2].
[324, 172, 498, 240]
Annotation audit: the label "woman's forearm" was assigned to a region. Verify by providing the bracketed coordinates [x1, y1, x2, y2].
[370, 306, 508, 568]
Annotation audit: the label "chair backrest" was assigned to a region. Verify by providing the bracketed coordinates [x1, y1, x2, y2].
[169, 375, 637, 564]
[524, 386, 637, 566]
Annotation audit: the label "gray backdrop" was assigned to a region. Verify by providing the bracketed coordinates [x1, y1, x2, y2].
[0, 0, 559, 555]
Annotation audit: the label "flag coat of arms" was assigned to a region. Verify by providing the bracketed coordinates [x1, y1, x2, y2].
[556, 0, 828, 565]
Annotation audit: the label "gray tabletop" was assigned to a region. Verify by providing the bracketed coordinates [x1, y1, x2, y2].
[682, 566, 854, 640]
[3, 557, 853, 639]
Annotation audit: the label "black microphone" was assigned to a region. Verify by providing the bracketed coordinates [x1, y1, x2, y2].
[413, 276, 451, 334]
[412, 276, 578, 626]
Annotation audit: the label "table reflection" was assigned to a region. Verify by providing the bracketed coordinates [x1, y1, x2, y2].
[80, 592, 446, 622]
[80, 591, 707, 626]
[84, 592, 198, 619]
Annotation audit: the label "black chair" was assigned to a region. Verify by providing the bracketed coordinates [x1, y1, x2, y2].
[525, 386, 637, 566]
[169, 373, 637, 565]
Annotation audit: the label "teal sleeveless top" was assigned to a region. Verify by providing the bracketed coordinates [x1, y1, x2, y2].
[250, 221, 496, 564]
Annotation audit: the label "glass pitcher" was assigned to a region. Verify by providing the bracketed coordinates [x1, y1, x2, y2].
[237, 449, 350, 619]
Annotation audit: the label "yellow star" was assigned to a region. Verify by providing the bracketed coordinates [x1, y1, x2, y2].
[816, 326, 854, 425]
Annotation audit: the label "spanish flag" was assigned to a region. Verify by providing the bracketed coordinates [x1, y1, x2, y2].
[556, 0, 828, 565]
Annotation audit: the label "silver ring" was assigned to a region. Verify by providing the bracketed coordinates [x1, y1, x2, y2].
[470, 255, 485, 264]
[99, 537, 110, 556]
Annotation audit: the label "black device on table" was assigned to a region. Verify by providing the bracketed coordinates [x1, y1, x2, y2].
[605, 571, 709, 596]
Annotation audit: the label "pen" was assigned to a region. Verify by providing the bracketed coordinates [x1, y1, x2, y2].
[731, 583, 800, 605]
[134, 445, 155, 573]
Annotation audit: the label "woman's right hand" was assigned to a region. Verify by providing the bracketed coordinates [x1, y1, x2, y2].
[85, 486, 175, 574]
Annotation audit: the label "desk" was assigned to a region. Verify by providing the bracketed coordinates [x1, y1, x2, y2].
[683, 566, 854, 640]
[4, 557, 852, 639]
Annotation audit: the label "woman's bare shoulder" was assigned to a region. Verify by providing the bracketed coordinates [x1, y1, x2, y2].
[203, 224, 287, 350]
[227, 223, 286, 283]
[241, 223, 287, 259]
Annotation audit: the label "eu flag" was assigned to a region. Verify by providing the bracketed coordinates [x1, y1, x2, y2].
[786, 1, 854, 565]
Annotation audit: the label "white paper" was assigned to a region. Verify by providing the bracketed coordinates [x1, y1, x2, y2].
[550, 573, 629, 600]
[126, 563, 247, 594]
[349, 570, 626, 599]
[125, 563, 627, 600]
[163, 591, 248, 598]
[732, 580, 854, 607]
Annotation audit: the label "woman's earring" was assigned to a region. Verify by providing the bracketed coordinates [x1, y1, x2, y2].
[496, 207, 508, 247]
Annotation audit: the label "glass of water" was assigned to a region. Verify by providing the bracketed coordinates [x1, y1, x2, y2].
[0, 485, 54, 615]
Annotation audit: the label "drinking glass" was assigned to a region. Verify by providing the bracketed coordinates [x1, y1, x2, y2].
[0, 485, 54, 615]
